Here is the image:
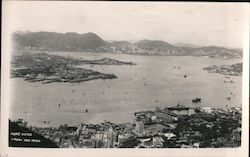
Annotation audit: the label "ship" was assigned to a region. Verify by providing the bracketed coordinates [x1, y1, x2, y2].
[192, 97, 201, 103]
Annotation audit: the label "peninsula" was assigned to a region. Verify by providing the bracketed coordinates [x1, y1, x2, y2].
[203, 63, 242, 76]
[11, 53, 135, 83]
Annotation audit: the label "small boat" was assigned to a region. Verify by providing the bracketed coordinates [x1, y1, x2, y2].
[224, 80, 234, 83]
[43, 121, 49, 124]
[192, 98, 201, 103]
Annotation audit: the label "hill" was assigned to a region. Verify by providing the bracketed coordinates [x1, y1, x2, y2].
[9, 120, 58, 148]
[135, 40, 176, 50]
[12, 31, 242, 59]
[13, 31, 107, 51]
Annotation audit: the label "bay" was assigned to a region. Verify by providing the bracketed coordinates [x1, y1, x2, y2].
[10, 52, 242, 127]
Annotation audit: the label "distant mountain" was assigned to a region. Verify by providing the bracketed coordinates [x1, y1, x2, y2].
[174, 42, 202, 48]
[197, 46, 242, 59]
[12, 31, 242, 59]
[130, 40, 184, 55]
[109, 41, 132, 47]
[135, 40, 176, 50]
[13, 31, 107, 51]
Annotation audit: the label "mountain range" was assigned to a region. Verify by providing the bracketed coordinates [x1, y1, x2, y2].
[12, 31, 242, 59]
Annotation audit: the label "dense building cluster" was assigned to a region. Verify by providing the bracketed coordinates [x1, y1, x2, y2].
[13, 105, 241, 148]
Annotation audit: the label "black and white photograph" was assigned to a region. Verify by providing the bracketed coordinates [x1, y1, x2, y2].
[1, 1, 249, 157]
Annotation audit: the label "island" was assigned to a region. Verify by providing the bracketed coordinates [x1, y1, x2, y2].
[203, 63, 242, 76]
[11, 53, 135, 83]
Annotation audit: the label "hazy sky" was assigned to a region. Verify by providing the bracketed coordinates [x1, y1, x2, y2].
[3, 2, 248, 48]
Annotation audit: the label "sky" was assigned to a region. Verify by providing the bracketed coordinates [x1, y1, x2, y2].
[3, 1, 249, 48]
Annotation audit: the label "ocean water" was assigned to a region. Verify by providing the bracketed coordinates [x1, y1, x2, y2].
[10, 52, 242, 127]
